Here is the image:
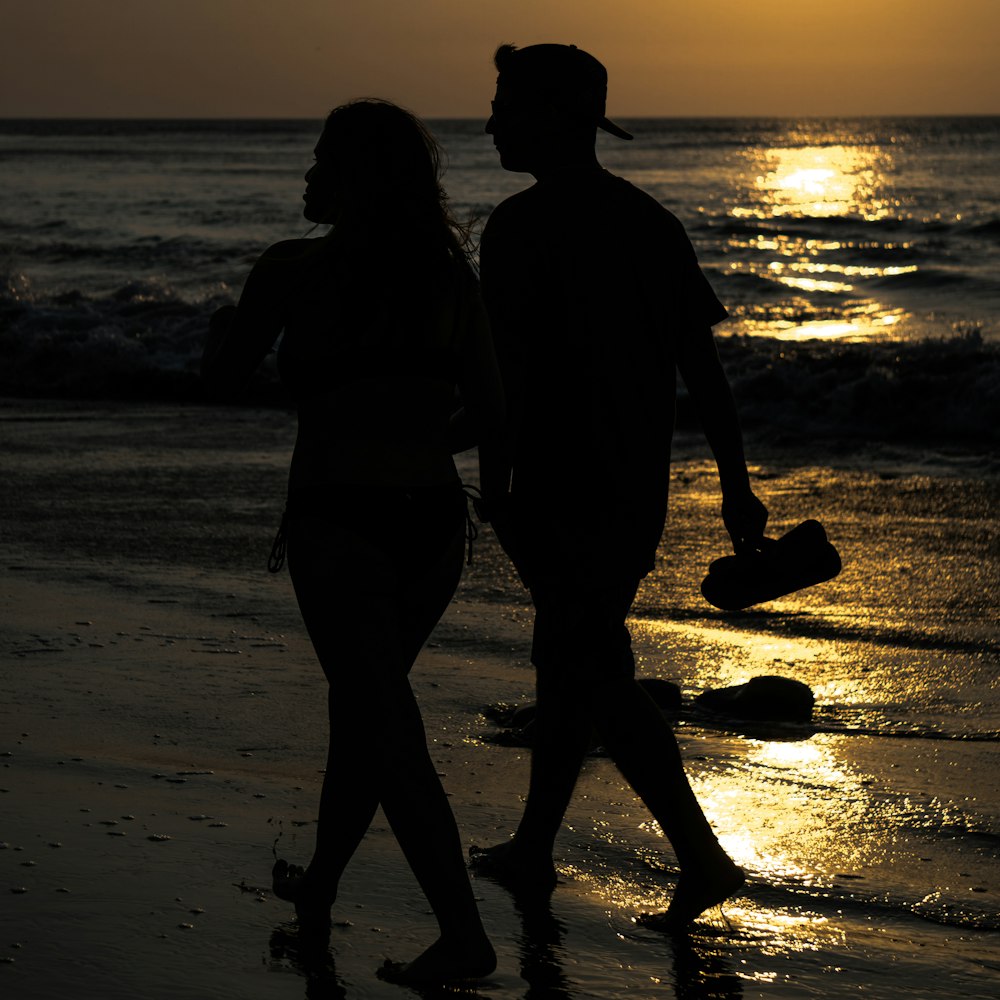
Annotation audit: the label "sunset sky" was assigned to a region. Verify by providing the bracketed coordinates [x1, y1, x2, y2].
[3, 0, 998, 119]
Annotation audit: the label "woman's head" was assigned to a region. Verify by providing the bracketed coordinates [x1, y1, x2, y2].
[303, 100, 446, 229]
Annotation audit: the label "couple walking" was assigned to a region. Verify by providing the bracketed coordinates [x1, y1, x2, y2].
[203, 42, 767, 987]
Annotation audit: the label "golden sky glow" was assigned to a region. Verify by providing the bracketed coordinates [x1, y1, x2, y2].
[2, 0, 998, 118]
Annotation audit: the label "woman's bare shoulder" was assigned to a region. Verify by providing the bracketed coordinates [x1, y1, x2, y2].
[257, 237, 328, 263]
[245, 238, 333, 295]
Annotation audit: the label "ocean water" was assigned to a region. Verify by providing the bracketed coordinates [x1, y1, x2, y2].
[3, 405, 997, 998]
[0, 117, 997, 996]
[0, 116, 998, 445]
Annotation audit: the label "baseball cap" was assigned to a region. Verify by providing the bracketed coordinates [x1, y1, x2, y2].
[495, 43, 633, 140]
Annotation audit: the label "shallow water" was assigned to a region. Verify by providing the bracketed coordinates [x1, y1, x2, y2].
[1, 403, 997, 998]
[1, 113, 998, 998]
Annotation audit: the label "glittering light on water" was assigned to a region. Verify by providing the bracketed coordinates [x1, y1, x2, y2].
[757, 308, 905, 340]
[736, 144, 898, 222]
[769, 273, 853, 294]
[725, 139, 915, 339]
[765, 260, 920, 295]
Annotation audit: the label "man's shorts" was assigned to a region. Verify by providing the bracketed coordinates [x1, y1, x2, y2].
[528, 575, 641, 678]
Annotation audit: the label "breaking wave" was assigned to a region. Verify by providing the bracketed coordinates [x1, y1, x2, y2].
[2, 273, 998, 446]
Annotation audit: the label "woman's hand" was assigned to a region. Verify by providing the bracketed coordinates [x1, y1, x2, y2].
[207, 303, 236, 346]
[210, 304, 237, 330]
[201, 305, 237, 381]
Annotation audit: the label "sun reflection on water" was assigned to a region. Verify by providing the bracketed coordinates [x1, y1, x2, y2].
[735, 144, 898, 222]
[765, 259, 918, 295]
[727, 140, 913, 340]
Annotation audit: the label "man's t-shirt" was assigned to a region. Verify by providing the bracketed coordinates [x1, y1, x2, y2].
[480, 167, 727, 582]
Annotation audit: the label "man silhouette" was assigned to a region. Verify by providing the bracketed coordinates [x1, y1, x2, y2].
[473, 43, 768, 927]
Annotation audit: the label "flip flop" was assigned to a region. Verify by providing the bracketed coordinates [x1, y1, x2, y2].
[701, 519, 842, 610]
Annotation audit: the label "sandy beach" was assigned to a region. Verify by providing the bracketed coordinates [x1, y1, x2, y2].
[2, 399, 998, 1000]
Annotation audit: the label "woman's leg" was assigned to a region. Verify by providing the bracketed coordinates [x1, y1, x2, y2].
[276, 516, 386, 913]
[283, 500, 493, 979]
[375, 502, 495, 979]
[281, 500, 474, 908]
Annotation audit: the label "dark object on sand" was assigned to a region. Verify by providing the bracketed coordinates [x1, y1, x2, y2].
[485, 677, 682, 747]
[701, 519, 841, 611]
[637, 677, 683, 713]
[695, 675, 815, 723]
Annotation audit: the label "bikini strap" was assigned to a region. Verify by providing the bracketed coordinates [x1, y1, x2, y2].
[267, 507, 288, 573]
[461, 483, 486, 566]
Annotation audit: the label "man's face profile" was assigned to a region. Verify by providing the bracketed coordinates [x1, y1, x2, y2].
[486, 84, 550, 174]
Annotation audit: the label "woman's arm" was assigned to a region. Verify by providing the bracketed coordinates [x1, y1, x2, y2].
[201, 242, 298, 398]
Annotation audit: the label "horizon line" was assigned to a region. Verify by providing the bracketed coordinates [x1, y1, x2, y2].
[1, 112, 998, 122]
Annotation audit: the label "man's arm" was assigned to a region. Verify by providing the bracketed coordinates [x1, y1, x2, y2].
[475, 214, 524, 522]
[450, 282, 505, 455]
[676, 325, 768, 553]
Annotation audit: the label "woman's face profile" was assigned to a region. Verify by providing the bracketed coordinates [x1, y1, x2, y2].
[302, 134, 341, 224]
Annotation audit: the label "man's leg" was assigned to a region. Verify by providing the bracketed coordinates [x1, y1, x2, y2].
[490, 574, 743, 921]
[470, 580, 629, 889]
[576, 586, 744, 925]
[507, 650, 593, 862]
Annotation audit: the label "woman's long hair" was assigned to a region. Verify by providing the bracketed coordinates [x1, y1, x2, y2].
[317, 99, 474, 264]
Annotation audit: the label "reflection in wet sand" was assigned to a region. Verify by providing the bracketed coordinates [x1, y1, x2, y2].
[698, 735, 874, 880]
[569, 604, 997, 964]
[628, 618, 899, 885]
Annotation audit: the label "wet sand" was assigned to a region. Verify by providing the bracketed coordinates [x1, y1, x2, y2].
[1, 399, 998, 999]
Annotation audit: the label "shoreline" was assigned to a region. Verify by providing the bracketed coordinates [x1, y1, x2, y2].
[4, 565, 997, 998]
[2, 397, 998, 998]
[1, 395, 996, 474]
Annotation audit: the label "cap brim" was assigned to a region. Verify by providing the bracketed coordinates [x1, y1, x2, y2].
[598, 116, 632, 140]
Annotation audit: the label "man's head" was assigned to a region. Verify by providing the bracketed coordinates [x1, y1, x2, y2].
[486, 43, 632, 174]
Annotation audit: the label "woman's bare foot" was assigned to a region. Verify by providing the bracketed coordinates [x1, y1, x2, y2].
[638, 862, 746, 932]
[468, 840, 557, 895]
[271, 858, 335, 926]
[272, 858, 307, 901]
[376, 935, 497, 986]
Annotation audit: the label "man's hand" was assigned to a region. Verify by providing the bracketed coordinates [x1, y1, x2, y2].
[722, 488, 769, 556]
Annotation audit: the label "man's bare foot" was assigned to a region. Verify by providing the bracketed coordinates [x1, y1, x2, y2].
[376, 935, 497, 986]
[271, 858, 335, 926]
[638, 862, 745, 932]
[468, 840, 557, 895]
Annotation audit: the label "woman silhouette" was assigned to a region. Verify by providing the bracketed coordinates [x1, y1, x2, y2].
[202, 100, 501, 985]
